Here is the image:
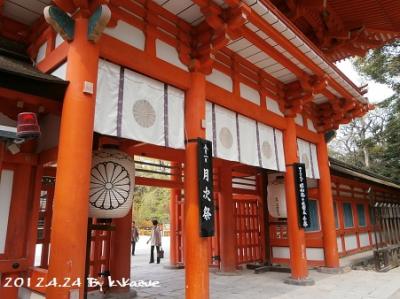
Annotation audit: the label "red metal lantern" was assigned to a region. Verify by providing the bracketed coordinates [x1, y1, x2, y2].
[16, 112, 41, 139]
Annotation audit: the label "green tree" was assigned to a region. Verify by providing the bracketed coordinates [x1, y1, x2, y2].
[355, 41, 400, 182]
[329, 106, 388, 172]
[354, 40, 400, 93]
[132, 158, 172, 228]
[330, 41, 400, 182]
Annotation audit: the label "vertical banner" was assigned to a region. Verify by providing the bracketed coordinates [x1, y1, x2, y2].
[197, 138, 215, 237]
[294, 163, 311, 229]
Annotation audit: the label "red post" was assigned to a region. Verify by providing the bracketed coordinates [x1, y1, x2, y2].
[169, 162, 180, 266]
[218, 165, 236, 272]
[109, 212, 133, 294]
[0, 273, 18, 299]
[0, 141, 4, 282]
[317, 134, 340, 268]
[184, 71, 209, 299]
[283, 118, 313, 284]
[46, 16, 100, 299]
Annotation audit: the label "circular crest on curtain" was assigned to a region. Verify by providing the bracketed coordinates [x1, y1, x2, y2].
[89, 149, 135, 218]
[219, 127, 233, 149]
[133, 99, 156, 128]
[262, 141, 273, 159]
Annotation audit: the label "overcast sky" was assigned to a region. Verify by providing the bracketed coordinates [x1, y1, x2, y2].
[336, 59, 394, 104]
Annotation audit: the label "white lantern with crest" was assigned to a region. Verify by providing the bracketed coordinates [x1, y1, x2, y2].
[267, 174, 287, 218]
[89, 149, 135, 218]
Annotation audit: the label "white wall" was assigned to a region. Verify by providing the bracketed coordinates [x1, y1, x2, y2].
[0, 170, 14, 254]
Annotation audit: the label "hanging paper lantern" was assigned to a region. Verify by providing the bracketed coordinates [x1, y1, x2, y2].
[89, 149, 135, 218]
[267, 174, 287, 218]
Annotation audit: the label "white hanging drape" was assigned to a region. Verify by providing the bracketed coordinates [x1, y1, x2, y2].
[95, 60, 185, 149]
[122, 69, 165, 146]
[214, 105, 239, 162]
[238, 115, 259, 167]
[297, 138, 320, 179]
[95, 60, 317, 175]
[206, 101, 286, 172]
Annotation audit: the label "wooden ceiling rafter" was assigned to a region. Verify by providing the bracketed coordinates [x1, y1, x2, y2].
[0, 15, 31, 42]
[250, 1, 370, 122]
[207, 0, 370, 129]
[182, 0, 250, 73]
[0, 87, 62, 115]
[272, 0, 400, 61]
[278, 75, 327, 117]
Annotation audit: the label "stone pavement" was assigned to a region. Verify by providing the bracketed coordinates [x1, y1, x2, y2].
[131, 236, 400, 299]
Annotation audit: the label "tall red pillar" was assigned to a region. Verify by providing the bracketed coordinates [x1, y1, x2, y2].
[109, 212, 134, 295]
[184, 71, 209, 299]
[218, 166, 236, 272]
[283, 118, 314, 285]
[0, 274, 18, 299]
[46, 17, 100, 299]
[169, 162, 180, 267]
[317, 134, 340, 269]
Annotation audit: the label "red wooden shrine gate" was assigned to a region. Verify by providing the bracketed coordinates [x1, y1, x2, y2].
[233, 170, 267, 266]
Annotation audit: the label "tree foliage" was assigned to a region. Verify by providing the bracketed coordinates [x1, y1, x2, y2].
[354, 40, 400, 93]
[132, 158, 172, 228]
[330, 41, 400, 182]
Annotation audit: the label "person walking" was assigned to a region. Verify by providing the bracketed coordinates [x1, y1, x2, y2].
[131, 221, 139, 256]
[147, 219, 162, 264]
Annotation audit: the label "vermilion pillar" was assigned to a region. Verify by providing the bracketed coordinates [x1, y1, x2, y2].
[109, 212, 133, 294]
[184, 71, 209, 299]
[317, 134, 340, 268]
[0, 274, 18, 299]
[283, 118, 312, 284]
[46, 17, 99, 299]
[218, 166, 236, 272]
[169, 162, 180, 266]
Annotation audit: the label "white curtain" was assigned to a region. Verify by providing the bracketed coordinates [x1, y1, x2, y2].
[238, 115, 259, 167]
[0, 170, 14, 254]
[310, 143, 320, 179]
[122, 69, 165, 146]
[258, 123, 278, 170]
[297, 138, 320, 179]
[167, 86, 185, 149]
[95, 60, 119, 136]
[205, 102, 214, 149]
[206, 101, 286, 172]
[275, 130, 286, 172]
[94, 59, 185, 149]
[214, 105, 239, 162]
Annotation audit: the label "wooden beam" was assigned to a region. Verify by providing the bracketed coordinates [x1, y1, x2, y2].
[0, 87, 62, 115]
[354, 37, 382, 48]
[38, 147, 58, 165]
[136, 176, 183, 189]
[243, 27, 305, 78]
[0, 258, 29, 273]
[72, 0, 88, 9]
[0, 16, 30, 42]
[298, 0, 324, 9]
[53, 0, 76, 13]
[245, 5, 364, 105]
